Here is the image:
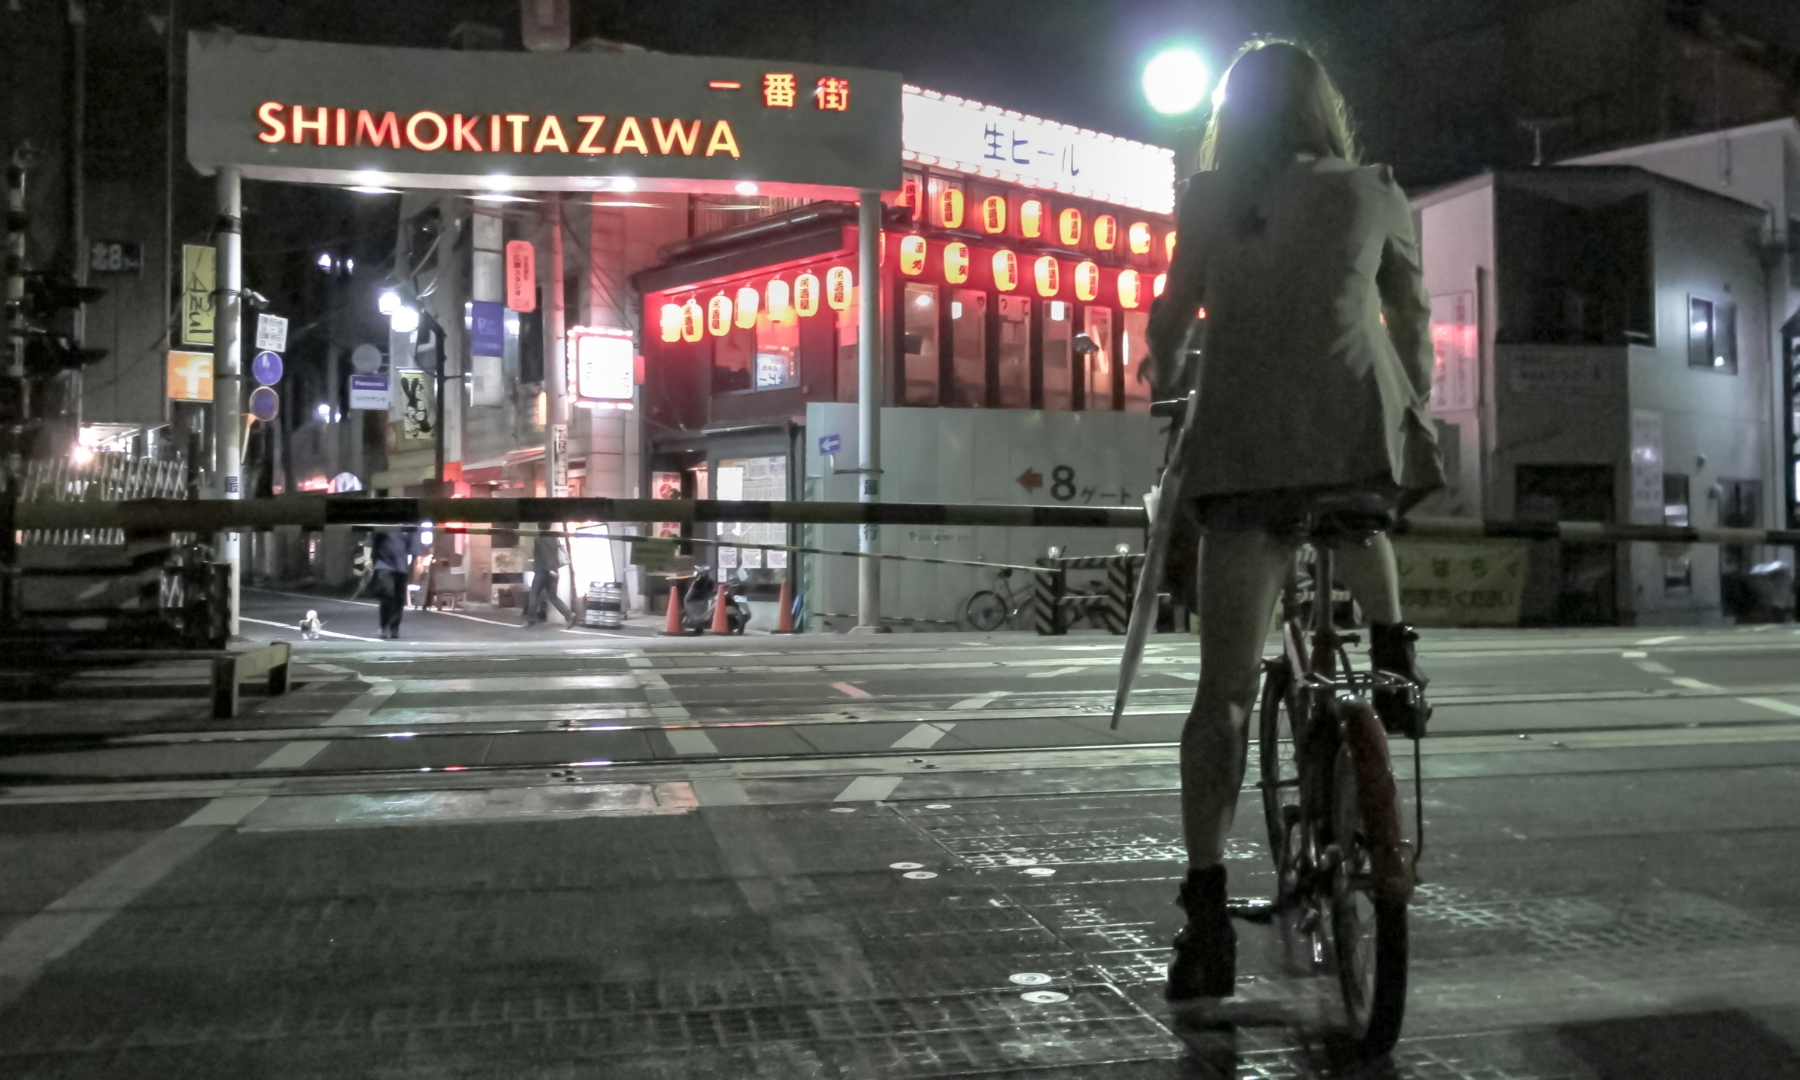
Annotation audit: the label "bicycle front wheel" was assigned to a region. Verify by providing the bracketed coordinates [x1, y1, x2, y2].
[1328, 715, 1409, 1056]
[965, 590, 1008, 632]
[1257, 662, 1300, 874]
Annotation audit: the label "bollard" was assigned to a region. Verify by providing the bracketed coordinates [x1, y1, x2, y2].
[774, 577, 795, 634]
[1103, 553, 1133, 635]
[710, 580, 731, 634]
[660, 585, 684, 636]
[1033, 558, 1065, 636]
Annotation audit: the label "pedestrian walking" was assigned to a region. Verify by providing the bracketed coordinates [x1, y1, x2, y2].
[366, 526, 423, 640]
[523, 522, 574, 627]
[1142, 40, 1444, 1002]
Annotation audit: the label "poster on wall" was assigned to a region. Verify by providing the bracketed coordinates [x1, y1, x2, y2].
[398, 370, 434, 443]
[650, 470, 683, 539]
[1429, 291, 1476, 414]
[717, 455, 788, 569]
[1630, 409, 1664, 523]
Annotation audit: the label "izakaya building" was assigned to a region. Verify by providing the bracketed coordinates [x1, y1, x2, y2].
[184, 34, 1173, 628]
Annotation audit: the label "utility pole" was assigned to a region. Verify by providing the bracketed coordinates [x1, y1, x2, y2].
[4, 158, 27, 487]
[853, 190, 884, 633]
[543, 195, 568, 498]
[212, 166, 242, 637]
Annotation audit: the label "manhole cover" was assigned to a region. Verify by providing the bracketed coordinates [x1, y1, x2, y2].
[1009, 972, 1052, 986]
[903, 871, 938, 880]
[889, 862, 924, 870]
[1021, 990, 1069, 1003]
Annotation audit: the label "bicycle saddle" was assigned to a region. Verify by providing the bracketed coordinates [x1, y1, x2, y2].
[1295, 492, 1397, 542]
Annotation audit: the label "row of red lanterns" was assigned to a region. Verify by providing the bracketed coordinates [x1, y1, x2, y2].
[902, 182, 1175, 259]
[658, 249, 1170, 344]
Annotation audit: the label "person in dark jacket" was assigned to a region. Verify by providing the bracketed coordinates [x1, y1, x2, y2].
[366, 527, 422, 639]
[523, 522, 574, 627]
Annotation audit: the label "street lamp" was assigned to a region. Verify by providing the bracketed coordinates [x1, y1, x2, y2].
[389, 304, 421, 334]
[378, 288, 402, 316]
[1142, 47, 1211, 117]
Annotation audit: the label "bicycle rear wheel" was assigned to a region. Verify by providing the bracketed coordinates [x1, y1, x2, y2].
[1257, 663, 1300, 874]
[1328, 710, 1409, 1056]
[965, 590, 1008, 632]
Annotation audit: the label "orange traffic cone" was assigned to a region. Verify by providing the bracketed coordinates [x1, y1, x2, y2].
[710, 580, 731, 634]
[660, 585, 684, 636]
[774, 577, 795, 634]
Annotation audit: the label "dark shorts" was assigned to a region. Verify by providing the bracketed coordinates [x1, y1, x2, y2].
[1192, 478, 1409, 537]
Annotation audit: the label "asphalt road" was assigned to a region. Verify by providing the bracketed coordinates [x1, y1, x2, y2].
[3, 621, 1800, 1078]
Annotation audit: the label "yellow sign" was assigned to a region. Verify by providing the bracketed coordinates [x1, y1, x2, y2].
[1393, 539, 1527, 628]
[167, 350, 214, 402]
[181, 244, 215, 346]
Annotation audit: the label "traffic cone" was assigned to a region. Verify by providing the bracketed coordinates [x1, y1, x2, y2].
[710, 580, 731, 634]
[774, 577, 795, 634]
[660, 585, 684, 636]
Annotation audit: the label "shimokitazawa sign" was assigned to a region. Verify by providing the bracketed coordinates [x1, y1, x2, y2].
[187, 33, 903, 196]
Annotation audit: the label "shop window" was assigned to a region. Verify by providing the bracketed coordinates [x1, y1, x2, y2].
[1042, 300, 1072, 411]
[903, 283, 940, 406]
[948, 290, 987, 409]
[1120, 310, 1151, 411]
[996, 295, 1031, 409]
[714, 306, 799, 394]
[1687, 296, 1737, 374]
[1662, 473, 1691, 594]
[1083, 306, 1113, 411]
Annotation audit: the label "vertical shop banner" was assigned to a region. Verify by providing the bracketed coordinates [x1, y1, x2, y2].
[549, 424, 569, 497]
[1429, 291, 1476, 414]
[469, 300, 505, 357]
[398, 370, 434, 442]
[181, 244, 215, 346]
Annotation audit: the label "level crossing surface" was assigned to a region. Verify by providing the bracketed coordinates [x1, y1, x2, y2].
[4, 622, 1800, 1078]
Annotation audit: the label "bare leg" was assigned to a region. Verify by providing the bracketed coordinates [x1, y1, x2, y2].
[1334, 532, 1401, 625]
[1182, 528, 1293, 867]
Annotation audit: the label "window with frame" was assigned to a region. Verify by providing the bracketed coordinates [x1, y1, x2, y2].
[1662, 473, 1691, 594]
[713, 308, 800, 394]
[1687, 296, 1737, 374]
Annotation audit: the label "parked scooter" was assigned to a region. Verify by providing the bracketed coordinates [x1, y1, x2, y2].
[681, 567, 752, 634]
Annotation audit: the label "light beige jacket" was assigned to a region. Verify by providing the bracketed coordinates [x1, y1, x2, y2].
[1147, 157, 1444, 502]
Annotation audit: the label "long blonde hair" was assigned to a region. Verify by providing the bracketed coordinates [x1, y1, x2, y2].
[1197, 41, 1358, 201]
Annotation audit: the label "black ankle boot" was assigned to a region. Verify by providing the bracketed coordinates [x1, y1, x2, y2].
[1168, 865, 1236, 1000]
[1370, 622, 1429, 737]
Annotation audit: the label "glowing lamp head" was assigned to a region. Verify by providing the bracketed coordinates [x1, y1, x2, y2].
[980, 195, 1007, 234]
[1074, 261, 1100, 302]
[706, 294, 733, 336]
[943, 242, 970, 285]
[1019, 199, 1044, 239]
[1128, 222, 1152, 255]
[734, 286, 760, 329]
[1034, 255, 1060, 298]
[1142, 47, 1211, 116]
[1058, 208, 1083, 248]
[1117, 269, 1142, 309]
[794, 272, 820, 317]
[1093, 215, 1117, 251]
[680, 298, 704, 342]
[991, 250, 1018, 292]
[377, 289, 402, 316]
[899, 234, 927, 277]
[766, 278, 792, 320]
[389, 305, 420, 334]
[825, 266, 854, 311]
[659, 302, 682, 343]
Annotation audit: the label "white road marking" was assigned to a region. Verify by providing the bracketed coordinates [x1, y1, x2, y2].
[831, 681, 873, 698]
[239, 616, 379, 642]
[665, 728, 720, 755]
[1636, 635, 1686, 645]
[689, 777, 751, 805]
[1667, 677, 1722, 692]
[891, 722, 955, 750]
[834, 775, 903, 801]
[950, 691, 1011, 710]
[1027, 667, 1086, 679]
[1621, 650, 1647, 659]
[0, 793, 265, 1010]
[255, 741, 328, 770]
[1633, 660, 1674, 675]
[1738, 697, 1800, 718]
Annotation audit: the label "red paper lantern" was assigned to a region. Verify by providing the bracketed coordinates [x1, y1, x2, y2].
[1093, 215, 1117, 251]
[899, 235, 927, 277]
[1019, 200, 1044, 239]
[1074, 261, 1099, 302]
[1128, 222, 1152, 255]
[992, 249, 1018, 292]
[1034, 255, 1060, 298]
[1058, 208, 1083, 248]
[943, 242, 970, 285]
[980, 195, 1007, 234]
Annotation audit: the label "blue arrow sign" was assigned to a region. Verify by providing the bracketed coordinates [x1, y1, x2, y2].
[252, 350, 283, 386]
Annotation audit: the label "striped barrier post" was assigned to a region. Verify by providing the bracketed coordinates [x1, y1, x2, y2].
[1103, 554, 1135, 635]
[1033, 557, 1064, 636]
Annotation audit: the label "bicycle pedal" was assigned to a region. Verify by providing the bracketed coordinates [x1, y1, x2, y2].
[1226, 899, 1279, 924]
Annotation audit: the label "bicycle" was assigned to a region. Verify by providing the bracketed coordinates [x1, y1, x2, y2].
[1237, 497, 1424, 1057]
[964, 568, 1028, 631]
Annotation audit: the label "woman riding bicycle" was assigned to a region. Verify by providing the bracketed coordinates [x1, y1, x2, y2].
[1144, 40, 1444, 1001]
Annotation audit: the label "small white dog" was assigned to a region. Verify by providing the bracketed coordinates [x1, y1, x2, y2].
[299, 610, 323, 639]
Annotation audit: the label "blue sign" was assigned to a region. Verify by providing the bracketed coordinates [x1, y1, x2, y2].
[251, 350, 283, 386]
[470, 300, 505, 358]
[248, 385, 280, 421]
[818, 433, 841, 455]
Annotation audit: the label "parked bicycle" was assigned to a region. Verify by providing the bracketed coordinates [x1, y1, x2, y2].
[964, 567, 1029, 631]
[1237, 498, 1425, 1056]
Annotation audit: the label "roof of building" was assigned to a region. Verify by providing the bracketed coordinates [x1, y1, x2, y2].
[1409, 163, 1771, 218]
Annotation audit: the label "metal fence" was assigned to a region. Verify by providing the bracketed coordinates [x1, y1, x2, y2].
[11, 453, 187, 546]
